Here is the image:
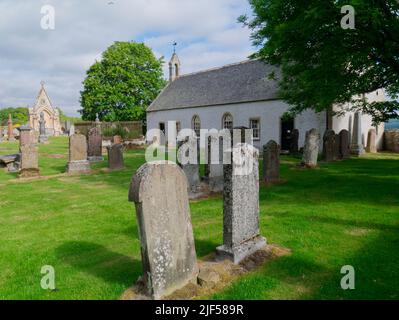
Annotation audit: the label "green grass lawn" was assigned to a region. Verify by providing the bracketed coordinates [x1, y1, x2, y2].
[0, 137, 398, 300]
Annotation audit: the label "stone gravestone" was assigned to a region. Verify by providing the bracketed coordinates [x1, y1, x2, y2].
[339, 130, 350, 159]
[107, 144, 124, 171]
[207, 135, 224, 192]
[87, 127, 103, 162]
[301, 128, 320, 168]
[19, 144, 39, 178]
[177, 136, 200, 193]
[323, 130, 336, 162]
[18, 125, 33, 147]
[7, 114, 15, 141]
[216, 143, 266, 264]
[366, 129, 377, 153]
[350, 112, 365, 156]
[289, 129, 299, 154]
[67, 134, 91, 174]
[129, 162, 199, 299]
[334, 134, 341, 160]
[38, 112, 48, 144]
[263, 140, 280, 184]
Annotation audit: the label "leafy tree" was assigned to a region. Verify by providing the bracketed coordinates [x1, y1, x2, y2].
[240, 0, 399, 124]
[80, 42, 166, 122]
[0, 107, 28, 126]
[57, 108, 81, 124]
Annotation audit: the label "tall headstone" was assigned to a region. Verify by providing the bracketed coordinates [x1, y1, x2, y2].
[301, 128, 320, 168]
[350, 112, 365, 156]
[178, 137, 200, 193]
[263, 140, 280, 184]
[87, 127, 103, 162]
[129, 162, 199, 300]
[107, 144, 124, 171]
[334, 134, 342, 160]
[19, 144, 39, 178]
[207, 135, 224, 192]
[323, 130, 336, 162]
[38, 112, 48, 143]
[67, 134, 91, 174]
[289, 129, 299, 154]
[216, 143, 266, 264]
[18, 125, 33, 147]
[339, 130, 350, 159]
[366, 129, 377, 153]
[7, 114, 15, 141]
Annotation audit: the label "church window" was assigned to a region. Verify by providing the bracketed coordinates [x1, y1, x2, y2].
[222, 113, 233, 130]
[250, 118, 260, 140]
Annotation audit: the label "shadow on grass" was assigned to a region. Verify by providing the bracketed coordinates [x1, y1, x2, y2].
[56, 241, 141, 286]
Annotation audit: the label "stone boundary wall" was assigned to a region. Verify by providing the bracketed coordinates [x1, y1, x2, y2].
[74, 121, 143, 137]
[384, 129, 399, 153]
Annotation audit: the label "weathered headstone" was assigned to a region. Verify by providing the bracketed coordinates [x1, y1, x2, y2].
[339, 130, 350, 159]
[301, 128, 320, 168]
[38, 112, 48, 144]
[263, 140, 280, 184]
[207, 135, 224, 192]
[323, 130, 336, 162]
[67, 134, 91, 174]
[334, 134, 342, 160]
[178, 137, 200, 193]
[366, 129, 377, 153]
[216, 143, 266, 264]
[289, 129, 299, 154]
[7, 114, 15, 141]
[350, 112, 365, 156]
[107, 144, 124, 171]
[18, 125, 33, 147]
[129, 162, 199, 299]
[19, 144, 39, 178]
[87, 127, 103, 162]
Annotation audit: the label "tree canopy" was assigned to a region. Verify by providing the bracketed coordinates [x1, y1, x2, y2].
[240, 0, 399, 123]
[80, 42, 166, 122]
[0, 107, 28, 126]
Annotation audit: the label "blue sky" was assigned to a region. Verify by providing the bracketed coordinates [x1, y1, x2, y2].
[0, 0, 254, 116]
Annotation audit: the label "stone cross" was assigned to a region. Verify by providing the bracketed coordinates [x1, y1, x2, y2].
[7, 114, 15, 141]
[350, 112, 365, 156]
[107, 144, 124, 171]
[289, 129, 299, 154]
[339, 130, 350, 159]
[177, 136, 200, 193]
[366, 129, 377, 153]
[129, 162, 198, 299]
[216, 143, 266, 264]
[323, 130, 336, 162]
[87, 127, 103, 162]
[301, 128, 320, 168]
[263, 140, 280, 184]
[19, 144, 39, 178]
[67, 134, 91, 174]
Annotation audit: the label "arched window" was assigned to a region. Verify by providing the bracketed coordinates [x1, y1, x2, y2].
[222, 113, 233, 130]
[192, 115, 201, 137]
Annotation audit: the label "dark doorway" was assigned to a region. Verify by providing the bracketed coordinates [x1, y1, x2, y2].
[281, 117, 295, 151]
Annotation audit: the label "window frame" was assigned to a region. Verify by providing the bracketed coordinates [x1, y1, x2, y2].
[222, 113, 234, 130]
[249, 118, 261, 141]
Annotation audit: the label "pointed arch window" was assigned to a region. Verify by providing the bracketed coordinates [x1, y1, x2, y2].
[222, 113, 233, 130]
[192, 115, 201, 137]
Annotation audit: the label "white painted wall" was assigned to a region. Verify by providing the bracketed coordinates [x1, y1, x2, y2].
[147, 100, 326, 150]
[332, 90, 386, 150]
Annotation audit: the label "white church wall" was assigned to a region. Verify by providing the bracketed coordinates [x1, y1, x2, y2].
[147, 100, 326, 150]
[332, 90, 386, 151]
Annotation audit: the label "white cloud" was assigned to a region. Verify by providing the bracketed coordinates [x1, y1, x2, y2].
[0, 0, 254, 116]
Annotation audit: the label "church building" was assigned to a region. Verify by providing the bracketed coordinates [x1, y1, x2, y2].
[147, 54, 385, 151]
[28, 82, 62, 136]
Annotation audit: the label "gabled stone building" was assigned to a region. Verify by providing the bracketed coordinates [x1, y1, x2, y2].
[28, 82, 62, 136]
[147, 54, 385, 151]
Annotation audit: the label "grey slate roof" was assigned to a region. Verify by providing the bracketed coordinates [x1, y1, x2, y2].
[147, 59, 281, 112]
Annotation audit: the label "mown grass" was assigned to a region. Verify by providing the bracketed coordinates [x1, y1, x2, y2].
[0, 137, 398, 300]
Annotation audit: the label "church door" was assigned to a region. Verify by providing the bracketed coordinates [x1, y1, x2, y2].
[281, 117, 294, 151]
